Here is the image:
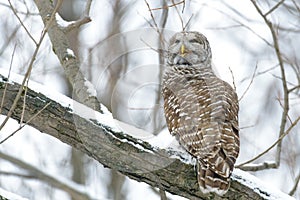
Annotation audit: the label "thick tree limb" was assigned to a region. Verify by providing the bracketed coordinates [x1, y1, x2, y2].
[0, 72, 294, 200]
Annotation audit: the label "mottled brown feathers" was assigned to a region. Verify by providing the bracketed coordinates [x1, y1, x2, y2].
[162, 31, 239, 196]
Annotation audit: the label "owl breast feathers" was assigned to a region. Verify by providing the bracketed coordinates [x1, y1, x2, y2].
[162, 31, 239, 196]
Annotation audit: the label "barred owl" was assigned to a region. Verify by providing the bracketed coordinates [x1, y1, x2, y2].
[162, 31, 239, 196]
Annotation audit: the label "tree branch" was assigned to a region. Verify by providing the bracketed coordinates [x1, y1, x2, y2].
[0, 151, 91, 200]
[33, 0, 102, 113]
[0, 71, 294, 200]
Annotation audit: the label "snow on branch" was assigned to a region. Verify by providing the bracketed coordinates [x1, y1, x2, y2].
[33, 0, 101, 113]
[0, 187, 28, 200]
[0, 70, 295, 200]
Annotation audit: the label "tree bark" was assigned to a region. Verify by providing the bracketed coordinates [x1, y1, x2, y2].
[0, 73, 294, 200]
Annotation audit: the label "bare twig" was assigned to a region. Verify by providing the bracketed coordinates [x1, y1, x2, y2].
[236, 115, 300, 168]
[206, 4, 273, 47]
[67, 0, 92, 31]
[0, 22, 23, 56]
[144, 0, 167, 46]
[0, 0, 62, 131]
[238, 162, 277, 171]
[0, 102, 51, 144]
[276, 96, 292, 125]
[144, 0, 159, 32]
[264, 0, 285, 17]
[0, 171, 35, 179]
[84, 0, 92, 16]
[8, 0, 37, 45]
[239, 124, 256, 130]
[0, 151, 91, 200]
[0, 45, 16, 115]
[228, 66, 237, 92]
[149, 1, 185, 11]
[171, 0, 184, 31]
[250, 0, 289, 168]
[61, 0, 92, 32]
[289, 170, 300, 196]
[183, 14, 193, 31]
[288, 85, 300, 93]
[64, 17, 92, 32]
[0, 2, 39, 15]
[152, 0, 169, 135]
[239, 63, 258, 102]
[20, 73, 32, 126]
[159, 188, 168, 200]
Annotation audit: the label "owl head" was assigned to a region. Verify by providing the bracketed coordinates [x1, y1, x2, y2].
[167, 31, 212, 66]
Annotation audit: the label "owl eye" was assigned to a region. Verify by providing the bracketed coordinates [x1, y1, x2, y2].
[189, 39, 203, 44]
[189, 39, 198, 43]
[174, 39, 180, 44]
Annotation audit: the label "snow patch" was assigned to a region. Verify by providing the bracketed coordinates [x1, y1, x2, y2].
[232, 169, 295, 200]
[0, 187, 28, 200]
[55, 13, 75, 27]
[66, 48, 75, 57]
[0, 68, 191, 157]
[83, 79, 97, 97]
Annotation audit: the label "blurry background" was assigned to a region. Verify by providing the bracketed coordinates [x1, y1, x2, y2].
[0, 0, 299, 199]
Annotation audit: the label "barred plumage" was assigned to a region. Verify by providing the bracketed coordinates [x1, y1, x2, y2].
[162, 31, 239, 196]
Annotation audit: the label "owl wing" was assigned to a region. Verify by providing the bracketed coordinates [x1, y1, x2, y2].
[197, 80, 239, 195]
[162, 85, 182, 136]
[163, 78, 221, 156]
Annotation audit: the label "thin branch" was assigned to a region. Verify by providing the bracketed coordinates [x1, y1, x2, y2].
[171, 0, 184, 31]
[149, 1, 185, 11]
[238, 162, 277, 171]
[0, 25, 20, 56]
[0, 0, 62, 131]
[0, 102, 51, 144]
[0, 171, 36, 179]
[236, 115, 300, 168]
[144, 0, 160, 34]
[143, 0, 167, 46]
[205, 4, 273, 47]
[20, 73, 31, 126]
[250, 0, 289, 168]
[183, 14, 194, 31]
[84, 0, 92, 16]
[264, 0, 285, 17]
[64, 17, 92, 33]
[288, 85, 300, 93]
[239, 63, 258, 102]
[63, 0, 92, 32]
[0, 45, 16, 114]
[0, 151, 92, 200]
[228, 66, 237, 92]
[239, 124, 256, 130]
[0, 2, 39, 15]
[276, 96, 292, 125]
[152, 0, 169, 136]
[159, 189, 168, 200]
[289, 170, 300, 196]
[8, 0, 37, 45]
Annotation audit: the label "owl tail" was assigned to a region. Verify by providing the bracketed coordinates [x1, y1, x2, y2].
[197, 161, 230, 196]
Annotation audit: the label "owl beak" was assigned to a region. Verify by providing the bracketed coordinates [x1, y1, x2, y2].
[180, 44, 186, 56]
